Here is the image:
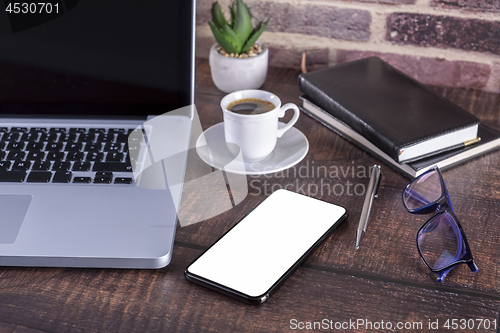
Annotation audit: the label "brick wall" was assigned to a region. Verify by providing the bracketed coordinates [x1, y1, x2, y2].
[196, 0, 500, 92]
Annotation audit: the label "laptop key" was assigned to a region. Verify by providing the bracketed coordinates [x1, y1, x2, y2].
[84, 143, 102, 152]
[94, 172, 113, 184]
[0, 161, 11, 170]
[12, 160, 31, 170]
[11, 127, 28, 132]
[0, 127, 8, 132]
[46, 152, 65, 161]
[114, 177, 133, 184]
[39, 133, 58, 142]
[19, 133, 34, 142]
[6, 142, 24, 151]
[95, 172, 112, 177]
[29, 127, 47, 134]
[96, 133, 115, 143]
[27, 171, 52, 183]
[4, 132, 21, 141]
[52, 171, 72, 183]
[32, 161, 51, 171]
[52, 161, 71, 171]
[73, 177, 92, 184]
[46, 142, 63, 152]
[115, 133, 129, 143]
[78, 134, 94, 143]
[27, 151, 45, 160]
[109, 128, 126, 134]
[25, 142, 44, 151]
[72, 161, 91, 172]
[66, 152, 84, 161]
[0, 170, 27, 182]
[7, 151, 26, 160]
[93, 162, 132, 172]
[69, 128, 86, 133]
[103, 142, 121, 152]
[64, 142, 84, 152]
[79, 140, 96, 148]
[86, 152, 104, 162]
[50, 128, 66, 133]
[59, 133, 78, 142]
[89, 128, 106, 134]
[106, 152, 125, 162]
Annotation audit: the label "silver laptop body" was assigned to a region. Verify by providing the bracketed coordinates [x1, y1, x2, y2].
[0, 0, 196, 268]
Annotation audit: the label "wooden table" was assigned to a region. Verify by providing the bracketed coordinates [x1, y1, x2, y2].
[1, 59, 500, 333]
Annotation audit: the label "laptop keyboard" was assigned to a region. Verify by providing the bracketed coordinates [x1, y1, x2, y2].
[0, 127, 136, 185]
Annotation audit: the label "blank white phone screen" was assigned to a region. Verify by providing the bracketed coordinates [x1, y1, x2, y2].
[187, 189, 347, 298]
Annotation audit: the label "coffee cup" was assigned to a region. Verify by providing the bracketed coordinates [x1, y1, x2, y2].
[221, 90, 300, 162]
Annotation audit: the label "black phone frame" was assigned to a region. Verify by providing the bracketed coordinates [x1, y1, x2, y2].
[184, 191, 348, 305]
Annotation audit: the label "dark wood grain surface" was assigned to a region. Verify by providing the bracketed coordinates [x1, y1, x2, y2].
[1, 59, 499, 333]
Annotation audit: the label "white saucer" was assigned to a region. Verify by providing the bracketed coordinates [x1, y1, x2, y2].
[196, 122, 309, 175]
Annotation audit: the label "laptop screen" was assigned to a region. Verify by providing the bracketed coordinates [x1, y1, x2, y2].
[0, 0, 195, 118]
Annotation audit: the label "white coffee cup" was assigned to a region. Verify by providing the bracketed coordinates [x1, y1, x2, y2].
[221, 90, 300, 162]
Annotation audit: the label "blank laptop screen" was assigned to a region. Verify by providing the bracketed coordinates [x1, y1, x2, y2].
[0, 0, 195, 118]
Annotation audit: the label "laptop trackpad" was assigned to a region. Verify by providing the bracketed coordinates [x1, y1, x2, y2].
[0, 195, 32, 244]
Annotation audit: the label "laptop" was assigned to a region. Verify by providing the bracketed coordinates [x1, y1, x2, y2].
[0, 0, 196, 268]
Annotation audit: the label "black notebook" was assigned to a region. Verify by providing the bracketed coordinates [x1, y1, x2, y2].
[301, 96, 500, 178]
[298, 57, 480, 163]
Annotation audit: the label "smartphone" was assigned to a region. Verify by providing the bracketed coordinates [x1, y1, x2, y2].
[184, 189, 348, 305]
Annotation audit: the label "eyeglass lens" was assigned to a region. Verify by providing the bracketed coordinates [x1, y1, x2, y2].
[418, 212, 464, 270]
[403, 170, 442, 210]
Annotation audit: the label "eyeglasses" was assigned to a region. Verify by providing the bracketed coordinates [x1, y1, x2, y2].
[402, 167, 478, 282]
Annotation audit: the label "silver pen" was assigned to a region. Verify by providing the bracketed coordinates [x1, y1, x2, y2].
[356, 165, 382, 250]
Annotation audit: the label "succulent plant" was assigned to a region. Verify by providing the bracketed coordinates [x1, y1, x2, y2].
[209, 0, 269, 55]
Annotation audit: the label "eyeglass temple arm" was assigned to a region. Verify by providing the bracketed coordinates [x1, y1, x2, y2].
[444, 190, 455, 213]
[437, 267, 453, 282]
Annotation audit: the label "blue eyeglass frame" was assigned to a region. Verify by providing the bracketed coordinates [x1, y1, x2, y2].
[403, 167, 479, 282]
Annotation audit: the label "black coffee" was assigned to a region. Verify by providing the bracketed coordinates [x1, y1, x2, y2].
[228, 98, 275, 115]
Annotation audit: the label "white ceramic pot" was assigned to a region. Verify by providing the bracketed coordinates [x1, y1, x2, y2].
[209, 42, 268, 93]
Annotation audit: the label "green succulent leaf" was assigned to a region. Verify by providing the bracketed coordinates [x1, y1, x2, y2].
[209, 21, 239, 54]
[232, 0, 252, 44]
[211, 2, 227, 29]
[210, 0, 269, 55]
[241, 19, 269, 53]
[229, 2, 236, 28]
[221, 24, 243, 53]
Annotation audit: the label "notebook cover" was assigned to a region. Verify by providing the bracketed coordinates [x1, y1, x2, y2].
[300, 96, 500, 178]
[298, 57, 480, 163]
